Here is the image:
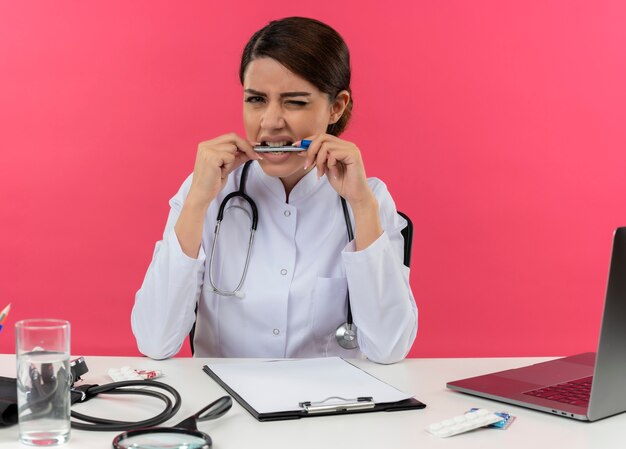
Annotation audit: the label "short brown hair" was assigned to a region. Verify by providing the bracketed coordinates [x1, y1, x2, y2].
[240, 17, 353, 136]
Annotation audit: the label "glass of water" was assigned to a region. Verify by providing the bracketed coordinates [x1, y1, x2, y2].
[15, 319, 71, 446]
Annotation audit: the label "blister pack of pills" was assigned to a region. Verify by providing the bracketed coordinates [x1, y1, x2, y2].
[427, 409, 504, 438]
[468, 408, 516, 429]
[107, 367, 163, 382]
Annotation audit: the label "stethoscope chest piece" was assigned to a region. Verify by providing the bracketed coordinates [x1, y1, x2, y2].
[335, 323, 358, 350]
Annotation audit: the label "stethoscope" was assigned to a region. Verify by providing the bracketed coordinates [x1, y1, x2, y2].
[207, 160, 359, 350]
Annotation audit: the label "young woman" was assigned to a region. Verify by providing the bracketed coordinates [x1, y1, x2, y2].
[132, 17, 417, 363]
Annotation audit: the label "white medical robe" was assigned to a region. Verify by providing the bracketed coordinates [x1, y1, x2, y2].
[131, 162, 417, 363]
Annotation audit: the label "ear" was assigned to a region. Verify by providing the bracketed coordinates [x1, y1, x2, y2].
[328, 90, 350, 125]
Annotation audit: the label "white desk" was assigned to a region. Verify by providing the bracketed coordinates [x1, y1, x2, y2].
[0, 355, 623, 448]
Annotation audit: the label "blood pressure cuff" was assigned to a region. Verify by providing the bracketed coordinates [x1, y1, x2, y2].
[0, 377, 17, 427]
[0, 376, 100, 428]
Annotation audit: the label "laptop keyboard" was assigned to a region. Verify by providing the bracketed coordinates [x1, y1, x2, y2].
[523, 376, 592, 407]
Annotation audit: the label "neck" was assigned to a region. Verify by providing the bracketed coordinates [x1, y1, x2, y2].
[280, 168, 315, 202]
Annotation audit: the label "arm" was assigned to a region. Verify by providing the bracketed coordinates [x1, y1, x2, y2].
[131, 179, 207, 359]
[302, 134, 417, 363]
[132, 134, 259, 359]
[342, 181, 418, 364]
[175, 134, 259, 258]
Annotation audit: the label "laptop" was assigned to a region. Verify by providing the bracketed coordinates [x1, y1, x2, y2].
[447, 227, 626, 421]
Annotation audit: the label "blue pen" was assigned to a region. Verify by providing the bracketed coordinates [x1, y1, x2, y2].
[254, 139, 312, 153]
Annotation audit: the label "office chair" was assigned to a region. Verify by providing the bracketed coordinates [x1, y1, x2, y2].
[189, 211, 414, 355]
[397, 211, 413, 268]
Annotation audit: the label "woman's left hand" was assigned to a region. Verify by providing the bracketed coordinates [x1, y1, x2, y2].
[299, 134, 374, 207]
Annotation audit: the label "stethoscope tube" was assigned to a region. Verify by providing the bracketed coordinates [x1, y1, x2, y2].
[71, 380, 182, 431]
[208, 162, 258, 298]
[336, 197, 359, 350]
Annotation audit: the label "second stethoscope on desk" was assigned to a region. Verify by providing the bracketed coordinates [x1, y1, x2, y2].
[207, 160, 359, 350]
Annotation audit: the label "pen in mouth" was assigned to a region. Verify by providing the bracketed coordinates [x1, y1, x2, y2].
[254, 139, 311, 153]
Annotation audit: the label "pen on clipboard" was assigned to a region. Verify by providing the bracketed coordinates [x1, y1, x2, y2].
[254, 139, 312, 153]
[0, 303, 11, 333]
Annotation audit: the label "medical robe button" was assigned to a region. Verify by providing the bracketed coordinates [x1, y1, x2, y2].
[273, 329, 280, 335]
[284, 210, 291, 217]
[280, 269, 288, 275]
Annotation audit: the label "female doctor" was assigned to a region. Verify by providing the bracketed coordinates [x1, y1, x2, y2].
[131, 17, 417, 364]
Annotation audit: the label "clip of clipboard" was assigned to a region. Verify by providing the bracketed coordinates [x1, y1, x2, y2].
[202, 358, 426, 421]
[299, 396, 375, 414]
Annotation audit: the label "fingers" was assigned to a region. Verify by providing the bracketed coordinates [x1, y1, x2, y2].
[315, 142, 330, 180]
[198, 133, 261, 175]
[231, 133, 262, 162]
[300, 135, 321, 171]
[190, 133, 261, 202]
[326, 151, 342, 181]
[302, 134, 359, 179]
[216, 150, 237, 177]
[212, 132, 261, 162]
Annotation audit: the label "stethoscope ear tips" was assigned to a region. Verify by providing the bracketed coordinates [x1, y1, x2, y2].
[234, 291, 245, 299]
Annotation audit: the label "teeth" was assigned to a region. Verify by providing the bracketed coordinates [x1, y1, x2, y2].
[264, 141, 291, 147]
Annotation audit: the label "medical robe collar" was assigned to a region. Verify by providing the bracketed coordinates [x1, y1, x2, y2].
[251, 161, 324, 204]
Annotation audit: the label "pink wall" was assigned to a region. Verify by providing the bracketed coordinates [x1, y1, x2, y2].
[1, 1, 625, 358]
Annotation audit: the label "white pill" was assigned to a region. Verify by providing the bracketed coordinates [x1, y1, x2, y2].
[479, 417, 492, 425]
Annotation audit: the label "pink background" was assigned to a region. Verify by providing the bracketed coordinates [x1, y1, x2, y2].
[1, 1, 625, 358]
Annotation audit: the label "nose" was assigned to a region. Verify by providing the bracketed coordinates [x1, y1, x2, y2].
[260, 102, 285, 130]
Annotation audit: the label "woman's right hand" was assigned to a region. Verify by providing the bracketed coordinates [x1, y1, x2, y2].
[187, 133, 260, 208]
[175, 134, 259, 258]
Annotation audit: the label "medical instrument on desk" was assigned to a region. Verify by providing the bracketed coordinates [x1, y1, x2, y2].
[58, 357, 182, 431]
[427, 409, 504, 438]
[0, 303, 11, 333]
[71, 379, 183, 431]
[108, 367, 163, 382]
[468, 408, 516, 429]
[112, 396, 232, 449]
[70, 356, 89, 383]
[2, 357, 191, 432]
[207, 160, 360, 349]
[253, 139, 312, 152]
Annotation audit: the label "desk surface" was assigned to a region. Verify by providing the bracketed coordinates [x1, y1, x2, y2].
[1, 354, 623, 449]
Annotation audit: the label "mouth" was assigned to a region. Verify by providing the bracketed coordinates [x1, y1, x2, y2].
[260, 140, 293, 154]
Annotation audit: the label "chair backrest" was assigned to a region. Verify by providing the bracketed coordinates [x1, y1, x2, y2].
[189, 211, 413, 354]
[397, 211, 413, 268]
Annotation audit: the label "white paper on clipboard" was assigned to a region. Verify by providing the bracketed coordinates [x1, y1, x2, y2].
[204, 357, 413, 414]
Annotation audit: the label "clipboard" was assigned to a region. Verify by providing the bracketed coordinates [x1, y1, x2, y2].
[202, 357, 426, 421]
